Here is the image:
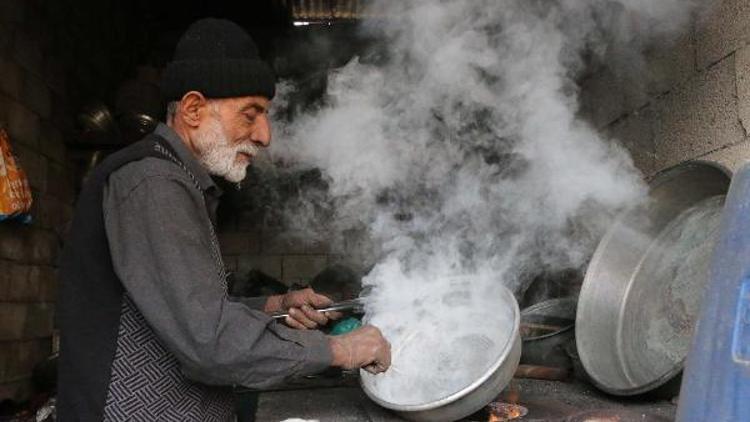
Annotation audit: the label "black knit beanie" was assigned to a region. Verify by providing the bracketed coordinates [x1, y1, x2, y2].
[161, 18, 276, 101]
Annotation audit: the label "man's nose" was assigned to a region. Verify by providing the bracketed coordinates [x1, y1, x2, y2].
[251, 114, 271, 147]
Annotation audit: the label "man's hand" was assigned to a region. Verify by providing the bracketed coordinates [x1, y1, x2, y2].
[265, 288, 341, 329]
[329, 325, 391, 374]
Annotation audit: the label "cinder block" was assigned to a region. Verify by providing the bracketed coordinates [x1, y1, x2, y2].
[0, 57, 23, 100]
[237, 255, 283, 281]
[21, 303, 54, 339]
[0, 22, 13, 56]
[236, 210, 264, 232]
[8, 265, 36, 302]
[49, 94, 72, 135]
[3, 339, 51, 380]
[698, 140, 750, 174]
[29, 265, 55, 302]
[0, 378, 31, 402]
[43, 58, 65, 96]
[222, 255, 238, 273]
[0, 340, 10, 380]
[0, 226, 60, 265]
[12, 28, 42, 76]
[696, 0, 750, 69]
[13, 145, 47, 192]
[0, 343, 17, 380]
[28, 229, 60, 265]
[653, 56, 744, 172]
[34, 266, 56, 302]
[35, 196, 72, 230]
[262, 232, 330, 255]
[22, 74, 51, 119]
[216, 214, 237, 232]
[579, 67, 630, 129]
[0, 225, 26, 261]
[735, 44, 750, 135]
[325, 255, 368, 276]
[341, 228, 379, 269]
[643, 32, 697, 96]
[45, 162, 73, 201]
[0, 0, 25, 25]
[0, 262, 28, 301]
[282, 255, 328, 285]
[0, 304, 26, 340]
[4, 99, 40, 149]
[218, 232, 261, 255]
[0, 266, 10, 301]
[3, 342, 28, 379]
[605, 106, 656, 178]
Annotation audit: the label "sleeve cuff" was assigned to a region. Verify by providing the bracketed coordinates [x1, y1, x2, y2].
[268, 324, 334, 376]
[230, 295, 269, 311]
[299, 330, 334, 376]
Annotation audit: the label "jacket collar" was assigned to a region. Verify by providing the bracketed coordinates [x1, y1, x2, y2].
[154, 123, 222, 196]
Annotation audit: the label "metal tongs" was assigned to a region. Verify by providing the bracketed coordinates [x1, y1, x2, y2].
[271, 298, 365, 320]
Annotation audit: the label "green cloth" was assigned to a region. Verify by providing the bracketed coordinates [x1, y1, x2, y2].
[330, 317, 362, 336]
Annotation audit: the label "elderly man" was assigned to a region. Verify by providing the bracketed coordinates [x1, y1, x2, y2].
[57, 18, 391, 421]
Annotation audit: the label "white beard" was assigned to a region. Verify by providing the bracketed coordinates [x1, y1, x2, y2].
[194, 118, 258, 183]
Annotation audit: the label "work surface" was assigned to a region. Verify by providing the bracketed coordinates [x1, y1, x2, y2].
[253, 378, 677, 421]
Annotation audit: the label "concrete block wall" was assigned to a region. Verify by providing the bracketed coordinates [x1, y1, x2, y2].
[0, 0, 74, 401]
[581, 0, 750, 177]
[222, 3, 750, 292]
[220, 221, 336, 288]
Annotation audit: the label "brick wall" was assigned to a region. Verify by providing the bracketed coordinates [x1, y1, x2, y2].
[580, 0, 750, 177]
[0, 1, 74, 401]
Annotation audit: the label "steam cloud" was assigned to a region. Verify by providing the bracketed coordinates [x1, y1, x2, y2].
[262, 0, 704, 405]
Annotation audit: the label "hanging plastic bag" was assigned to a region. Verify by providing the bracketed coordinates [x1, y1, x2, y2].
[0, 127, 33, 223]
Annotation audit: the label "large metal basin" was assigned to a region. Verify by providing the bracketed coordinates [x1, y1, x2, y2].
[360, 284, 521, 421]
[576, 162, 730, 395]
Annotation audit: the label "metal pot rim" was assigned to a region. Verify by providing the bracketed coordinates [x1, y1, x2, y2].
[585, 359, 686, 396]
[521, 297, 576, 341]
[576, 161, 730, 396]
[360, 284, 521, 412]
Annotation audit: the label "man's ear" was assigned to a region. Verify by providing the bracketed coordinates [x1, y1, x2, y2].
[178, 91, 207, 128]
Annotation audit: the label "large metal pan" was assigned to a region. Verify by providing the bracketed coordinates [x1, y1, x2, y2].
[576, 162, 730, 395]
[360, 284, 521, 421]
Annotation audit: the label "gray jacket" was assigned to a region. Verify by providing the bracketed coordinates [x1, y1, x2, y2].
[100, 124, 331, 420]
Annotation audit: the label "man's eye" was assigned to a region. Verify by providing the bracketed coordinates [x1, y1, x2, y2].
[244, 113, 256, 122]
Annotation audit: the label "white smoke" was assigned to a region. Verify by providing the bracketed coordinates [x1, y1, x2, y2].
[265, 0, 704, 405]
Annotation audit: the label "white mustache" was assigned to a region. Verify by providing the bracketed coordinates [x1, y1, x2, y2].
[236, 142, 260, 158]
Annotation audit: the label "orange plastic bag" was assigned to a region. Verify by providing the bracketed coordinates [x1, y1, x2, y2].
[0, 127, 33, 223]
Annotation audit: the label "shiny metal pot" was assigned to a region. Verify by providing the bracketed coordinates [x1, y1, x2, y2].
[360, 284, 521, 421]
[520, 297, 576, 369]
[576, 162, 730, 395]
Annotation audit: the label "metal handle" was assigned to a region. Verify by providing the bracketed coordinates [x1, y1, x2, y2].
[271, 298, 364, 320]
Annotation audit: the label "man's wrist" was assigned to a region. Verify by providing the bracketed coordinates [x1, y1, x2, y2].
[328, 336, 347, 368]
[264, 294, 284, 313]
